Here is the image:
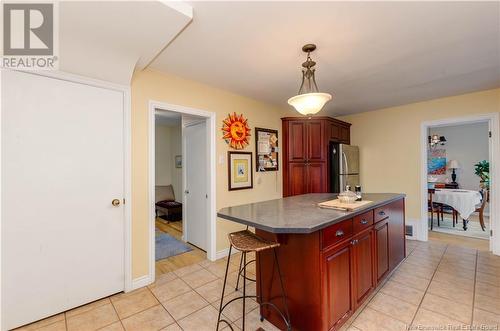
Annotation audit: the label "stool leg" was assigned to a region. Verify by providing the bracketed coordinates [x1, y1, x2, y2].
[242, 252, 247, 331]
[273, 248, 291, 331]
[217, 245, 233, 331]
[235, 252, 244, 291]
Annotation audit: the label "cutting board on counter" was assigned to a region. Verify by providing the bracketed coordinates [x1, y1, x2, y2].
[318, 199, 373, 211]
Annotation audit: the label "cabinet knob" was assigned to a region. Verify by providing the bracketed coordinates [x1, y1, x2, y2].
[378, 211, 386, 216]
[335, 230, 344, 237]
[351, 239, 359, 245]
[360, 219, 368, 225]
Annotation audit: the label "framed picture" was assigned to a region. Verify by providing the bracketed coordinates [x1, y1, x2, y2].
[255, 127, 278, 172]
[228, 151, 253, 191]
[175, 155, 182, 168]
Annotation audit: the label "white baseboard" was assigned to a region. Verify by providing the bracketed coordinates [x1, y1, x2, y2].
[216, 247, 239, 260]
[129, 275, 153, 291]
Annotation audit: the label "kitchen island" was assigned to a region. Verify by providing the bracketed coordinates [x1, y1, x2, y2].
[218, 193, 406, 331]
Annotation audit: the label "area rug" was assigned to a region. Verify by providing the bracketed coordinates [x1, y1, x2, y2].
[429, 214, 489, 240]
[155, 230, 192, 261]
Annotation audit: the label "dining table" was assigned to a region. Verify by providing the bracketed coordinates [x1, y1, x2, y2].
[432, 188, 483, 230]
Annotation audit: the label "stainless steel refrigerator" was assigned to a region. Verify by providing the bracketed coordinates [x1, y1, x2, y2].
[329, 143, 360, 193]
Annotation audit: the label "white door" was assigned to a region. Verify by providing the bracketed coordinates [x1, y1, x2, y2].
[2, 71, 125, 330]
[184, 121, 208, 250]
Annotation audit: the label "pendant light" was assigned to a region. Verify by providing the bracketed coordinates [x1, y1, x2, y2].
[287, 44, 332, 116]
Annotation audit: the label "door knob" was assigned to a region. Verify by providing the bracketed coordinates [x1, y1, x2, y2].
[112, 199, 121, 206]
[185, 190, 190, 194]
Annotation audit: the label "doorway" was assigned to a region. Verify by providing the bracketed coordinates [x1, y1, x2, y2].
[149, 101, 216, 281]
[420, 114, 499, 255]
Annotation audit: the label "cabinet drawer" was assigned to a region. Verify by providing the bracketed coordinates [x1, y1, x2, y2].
[322, 219, 353, 249]
[353, 211, 374, 233]
[374, 205, 389, 223]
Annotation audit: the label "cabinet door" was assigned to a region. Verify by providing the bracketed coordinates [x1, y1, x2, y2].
[388, 199, 406, 271]
[323, 241, 354, 330]
[374, 220, 390, 283]
[307, 121, 325, 161]
[330, 123, 341, 141]
[287, 163, 308, 196]
[307, 162, 327, 193]
[288, 121, 307, 162]
[340, 126, 350, 144]
[352, 230, 375, 307]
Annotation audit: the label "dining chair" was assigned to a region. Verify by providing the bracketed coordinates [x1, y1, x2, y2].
[428, 189, 438, 229]
[475, 189, 489, 231]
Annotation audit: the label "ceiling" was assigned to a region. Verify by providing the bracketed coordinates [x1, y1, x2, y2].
[59, 1, 192, 84]
[149, 1, 500, 116]
[155, 110, 182, 126]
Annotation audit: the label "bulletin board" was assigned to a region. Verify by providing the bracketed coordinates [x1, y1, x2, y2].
[255, 127, 278, 172]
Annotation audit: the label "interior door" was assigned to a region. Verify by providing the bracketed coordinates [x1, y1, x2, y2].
[2, 70, 125, 330]
[184, 121, 208, 250]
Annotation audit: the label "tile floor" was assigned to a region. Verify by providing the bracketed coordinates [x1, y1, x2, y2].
[14, 240, 500, 331]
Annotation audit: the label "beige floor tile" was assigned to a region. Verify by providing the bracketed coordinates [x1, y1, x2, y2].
[203, 259, 239, 278]
[421, 293, 472, 324]
[149, 278, 191, 303]
[148, 272, 178, 290]
[477, 272, 500, 287]
[427, 279, 473, 304]
[446, 245, 477, 255]
[212, 291, 259, 322]
[390, 270, 430, 291]
[173, 263, 203, 277]
[432, 271, 475, 291]
[195, 279, 237, 304]
[181, 269, 219, 288]
[159, 322, 182, 331]
[475, 293, 500, 315]
[98, 322, 124, 331]
[66, 298, 111, 318]
[162, 290, 209, 320]
[233, 307, 280, 331]
[437, 263, 476, 279]
[177, 305, 221, 331]
[121, 305, 174, 331]
[472, 308, 500, 329]
[368, 292, 418, 324]
[477, 263, 500, 276]
[396, 263, 435, 279]
[110, 288, 159, 319]
[411, 308, 467, 330]
[351, 307, 407, 331]
[475, 281, 500, 299]
[380, 280, 425, 306]
[14, 314, 65, 331]
[403, 256, 439, 269]
[66, 303, 119, 331]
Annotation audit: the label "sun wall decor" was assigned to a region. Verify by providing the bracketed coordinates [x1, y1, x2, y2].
[221, 112, 251, 149]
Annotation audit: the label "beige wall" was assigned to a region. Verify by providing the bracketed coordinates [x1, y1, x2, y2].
[131, 69, 293, 278]
[339, 88, 500, 224]
[154, 123, 182, 200]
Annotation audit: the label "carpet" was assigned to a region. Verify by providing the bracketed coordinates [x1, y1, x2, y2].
[155, 230, 192, 261]
[429, 213, 489, 240]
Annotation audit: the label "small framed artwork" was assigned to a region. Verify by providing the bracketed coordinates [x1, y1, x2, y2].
[228, 151, 253, 191]
[175, 155, 182, 168]
[255, 127, 278, 172]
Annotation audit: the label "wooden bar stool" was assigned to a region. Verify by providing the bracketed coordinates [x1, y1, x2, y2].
[216, 229, 291, 331]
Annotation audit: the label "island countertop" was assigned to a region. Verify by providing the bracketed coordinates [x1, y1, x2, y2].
[217, 193, 405, 234]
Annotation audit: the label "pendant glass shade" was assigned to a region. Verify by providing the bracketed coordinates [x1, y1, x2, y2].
[287, 92, 332, 115]
[288, 44, 332, 115]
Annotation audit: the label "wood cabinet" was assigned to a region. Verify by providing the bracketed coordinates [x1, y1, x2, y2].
[256, 198, 405, 331]
[282, 117, 351, 197]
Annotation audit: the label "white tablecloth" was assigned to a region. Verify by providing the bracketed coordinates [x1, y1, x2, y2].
[433, 189, 482, 220]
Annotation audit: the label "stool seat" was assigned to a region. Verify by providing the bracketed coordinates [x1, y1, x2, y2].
[228, 230, 279, 252]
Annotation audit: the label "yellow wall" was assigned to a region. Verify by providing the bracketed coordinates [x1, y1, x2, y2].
[131, 69, 293, 278]
[339, 88, 500, 223]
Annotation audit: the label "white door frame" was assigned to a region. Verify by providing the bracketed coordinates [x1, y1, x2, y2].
[0, 69, 133, 329]
[419, 112, 499, 254]
[148, 100, 217, 282]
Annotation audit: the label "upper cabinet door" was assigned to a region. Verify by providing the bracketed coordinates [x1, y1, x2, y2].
[307, 121, 325, 161]
[288, 121, 307, 162]
[340, 126, 350, 144]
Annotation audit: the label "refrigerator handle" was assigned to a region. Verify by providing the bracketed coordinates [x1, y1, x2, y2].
[342, 152, 349, 175]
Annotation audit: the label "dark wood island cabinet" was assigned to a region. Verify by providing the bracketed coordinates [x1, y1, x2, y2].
[218, 193, 406, 331]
